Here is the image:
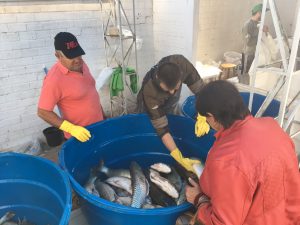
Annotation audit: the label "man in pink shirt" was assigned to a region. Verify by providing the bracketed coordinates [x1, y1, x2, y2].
[38, 32, 104, 142]
[187, 80, 300, 225]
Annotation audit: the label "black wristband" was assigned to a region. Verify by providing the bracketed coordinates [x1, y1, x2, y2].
[193, 192, 204, 206]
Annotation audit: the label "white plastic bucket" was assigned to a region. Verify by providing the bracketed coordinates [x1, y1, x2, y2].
[224, 51, 242, 65]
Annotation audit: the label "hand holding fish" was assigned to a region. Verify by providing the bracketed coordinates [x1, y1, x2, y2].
[170, 148, 200, 174]
[186, 178, 201, 204]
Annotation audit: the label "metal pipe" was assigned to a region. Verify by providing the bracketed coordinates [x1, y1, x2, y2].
[278, 6, 300, 127]
[117, 0, 127, 114]
[248, 0, 268, 112]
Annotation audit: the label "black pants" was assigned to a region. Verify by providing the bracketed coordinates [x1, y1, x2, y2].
[240, 53, 254, 85]
[241, 53, 254, 74]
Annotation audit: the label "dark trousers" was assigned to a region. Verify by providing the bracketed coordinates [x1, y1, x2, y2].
[240, 53, 254, 85]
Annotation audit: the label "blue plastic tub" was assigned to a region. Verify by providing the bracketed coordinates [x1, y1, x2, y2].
[0, 153, 72, 225]
[59, 114, 215, 225]
[181, 92, 280, 120]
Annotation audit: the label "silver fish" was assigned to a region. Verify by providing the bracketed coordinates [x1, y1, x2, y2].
[145, 170, 176, 207]
[111, 186, 131, 197]
[173, 163, 199, 186]
[141, 203, 156, 209]
[94, 179, 117, 202]
[98, 161, 131, 179]
[84, 176, 99, 196]
[162, 166, 183, 192]
[0, 212, 15, 225]
[116, 196, 132, 206]
[149, 169, 179, 199]
[144, 196, 152, 204]
[150, 163, 171, 174]
[130, 161, 149, 208]
[84, 166, 102, 197]
[105, 176, 132, 195]
[176, 181, 187, 205]
[142, 203, 163, 209]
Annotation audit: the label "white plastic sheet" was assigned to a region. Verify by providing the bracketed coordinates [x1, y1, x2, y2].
[95, 67, 114, 90]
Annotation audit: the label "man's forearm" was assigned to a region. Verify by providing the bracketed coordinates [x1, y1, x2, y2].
[37, 108, 63, 128]
[161, 132, 177, 152]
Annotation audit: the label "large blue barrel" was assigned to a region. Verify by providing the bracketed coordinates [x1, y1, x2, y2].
[181, 92, 280, 120]
[59, 114, 215, 225]
[0, 153, 72, 225]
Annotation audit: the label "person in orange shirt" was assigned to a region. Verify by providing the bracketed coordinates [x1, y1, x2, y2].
[38, 32, 104, 142]
[187, 80, 300, 225]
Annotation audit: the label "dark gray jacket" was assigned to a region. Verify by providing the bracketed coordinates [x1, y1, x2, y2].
[242, 19, 259, 55]
[137, 54, 203, 137]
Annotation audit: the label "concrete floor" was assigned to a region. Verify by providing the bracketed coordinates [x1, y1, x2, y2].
[69, 209, 88, 225]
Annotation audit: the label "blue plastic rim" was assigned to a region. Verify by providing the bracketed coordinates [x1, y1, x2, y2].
[0, 153, 72, 225]
[59, 114, 215, 225]
[181, 92, 280, 120]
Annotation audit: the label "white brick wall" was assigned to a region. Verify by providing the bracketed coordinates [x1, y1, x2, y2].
[153, 0, 197, 62]
[196, 0, 261, 62]
[196, 0, 298, 62]
[152, 0, 199, 105]
[0, 0, 154, 151]
[266, 0, 299, 37]
[3, 0, 297, 151]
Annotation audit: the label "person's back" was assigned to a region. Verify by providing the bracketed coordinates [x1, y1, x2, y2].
[194, 80, 300, 224]
[217, 116, 300, 224]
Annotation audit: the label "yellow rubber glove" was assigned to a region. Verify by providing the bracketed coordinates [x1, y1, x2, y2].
[59, 120, 91, 142]
[171, 148, 201, 173]
[195, 114, 210, 137]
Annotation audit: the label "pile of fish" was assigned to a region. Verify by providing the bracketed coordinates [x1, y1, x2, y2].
[84, 160, 199, 209]
[0, 212, 35, 225]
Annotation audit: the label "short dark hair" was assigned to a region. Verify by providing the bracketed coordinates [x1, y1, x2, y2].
[157, 62, 182, 89]
[196, 80, 250, 129]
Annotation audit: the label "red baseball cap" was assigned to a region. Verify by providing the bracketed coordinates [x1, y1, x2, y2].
[54, 32, 85, 59]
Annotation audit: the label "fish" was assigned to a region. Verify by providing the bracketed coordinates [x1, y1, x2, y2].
[162, 166, 183, 192]
[141, 203, 163, 209]
[130, 161, 149, 208]
[176, 181, 187, 205]
[105, 176, 132, 195]
[0, 212, 15, 225]
[149, 169, 179, 199]
[94, 178, 117, 202]
[173, 163, 199, 186]
[84, 176, 99, 196]
[98, 160, 131, 179]
[84, 166, 104, 197]
[145, 170, 177, 207]
[150, 163, 171, 174]
[144, 196, 152, 204]
[142, 203, 156, 209]
[116, 196, 132, 206]
[111, 186, 131, 197]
